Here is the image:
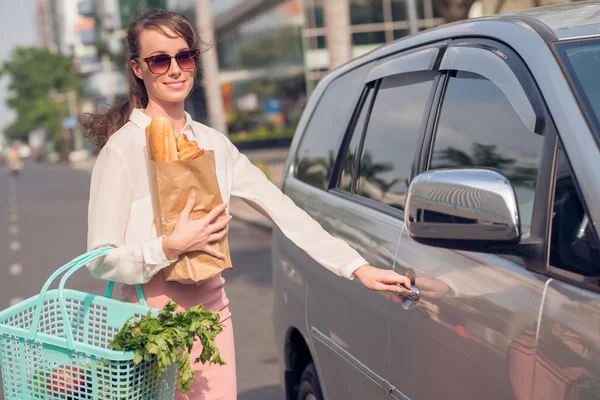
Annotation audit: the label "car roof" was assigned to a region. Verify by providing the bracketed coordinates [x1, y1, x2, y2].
[512, 0, 600, 39]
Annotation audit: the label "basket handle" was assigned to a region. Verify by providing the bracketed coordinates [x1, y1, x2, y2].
[103, 281, 147, 306]
[28, 248, 146, 351]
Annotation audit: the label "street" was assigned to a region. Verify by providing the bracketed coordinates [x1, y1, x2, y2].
[0, 160, 283, 399]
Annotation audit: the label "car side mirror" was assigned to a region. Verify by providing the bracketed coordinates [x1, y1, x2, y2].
[405, 169, 521, 246]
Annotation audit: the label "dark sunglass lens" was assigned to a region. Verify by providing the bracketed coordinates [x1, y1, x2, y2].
[148, 55, 171, 73]
[176, 51, 197, 70]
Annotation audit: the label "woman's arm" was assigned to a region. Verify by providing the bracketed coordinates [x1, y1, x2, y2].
[225, 137, 410, 291]
[87, 143, 177, 284]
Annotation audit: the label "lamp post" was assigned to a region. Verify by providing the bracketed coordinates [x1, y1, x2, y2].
[195, 0, 228, 135]
[323, 0, 352, 70]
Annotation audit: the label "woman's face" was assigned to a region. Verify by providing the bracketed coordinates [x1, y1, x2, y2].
[131, 27, 196, 106]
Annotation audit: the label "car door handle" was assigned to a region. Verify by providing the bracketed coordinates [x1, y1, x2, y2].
[396, 285, 421, 302]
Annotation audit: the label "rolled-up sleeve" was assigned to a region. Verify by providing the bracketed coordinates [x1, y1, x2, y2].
[87, 143, 176, 284]
[226, 139, 368, 279]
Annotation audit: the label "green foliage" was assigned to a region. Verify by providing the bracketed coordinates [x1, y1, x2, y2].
[238, 26, 303, 68]
[228, 126, 295, 143]
[0, 47, 80, 142]
[110, 299, 225, 393]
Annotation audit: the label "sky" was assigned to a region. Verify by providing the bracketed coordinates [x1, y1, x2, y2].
[0, 0, 37, 139]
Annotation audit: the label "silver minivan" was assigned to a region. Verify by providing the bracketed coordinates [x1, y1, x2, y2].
[272, 2, 600, 400]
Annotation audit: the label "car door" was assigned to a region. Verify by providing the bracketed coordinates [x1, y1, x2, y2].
[388, 39, 555, 400]
[278, 61, 392, 400]
[305, 44, 444, 399]
[531, 144, 600, 400]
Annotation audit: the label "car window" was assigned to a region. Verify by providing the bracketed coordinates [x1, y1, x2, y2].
[355, 71, 437, 211]
[429, 71, 544, 236]
[554, 38, 600, 141]
[294, 62, 374, 190]
[339, 89, 374, 192]
[550, 147, 600, 277]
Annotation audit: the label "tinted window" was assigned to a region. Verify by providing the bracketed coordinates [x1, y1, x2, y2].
[295, 62, 374, 190]
[356, 71, 437, 210]
[555, 38, 600, 140]
[550, 148, 600, 276]
[339, 89, 374, 191]
[429, 71, 543, 235]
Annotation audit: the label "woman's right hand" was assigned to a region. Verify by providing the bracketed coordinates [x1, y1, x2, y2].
[162, 191, 232, 260]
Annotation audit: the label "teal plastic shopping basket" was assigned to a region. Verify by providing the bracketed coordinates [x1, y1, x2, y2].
[0, 248, 177, 399]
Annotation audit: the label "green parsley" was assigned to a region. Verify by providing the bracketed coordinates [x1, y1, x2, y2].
[110, 299, 225, 392]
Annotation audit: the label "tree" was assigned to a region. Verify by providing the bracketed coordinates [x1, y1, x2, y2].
[0, 47, 80, 149]
[433, 0, 539, 24]
[433, 0, 479, 23]
[433, 143, 538, 185]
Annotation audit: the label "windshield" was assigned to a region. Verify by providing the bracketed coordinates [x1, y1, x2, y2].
[555, 38, 600, 139]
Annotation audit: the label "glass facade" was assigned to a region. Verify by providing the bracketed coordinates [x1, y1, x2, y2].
[182, 0, 307, 134]
[216, 7, 304, 70]
[120, 0, 168, 28]
[304, 0, 444, 49]
[302, 0, 445, 88]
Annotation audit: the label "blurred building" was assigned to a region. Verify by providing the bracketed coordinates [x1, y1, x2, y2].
[195, 0, 306, 133]
[151, 0, 305, 133]
[303, 0, 445, 88]
[37, 0, 578, 138]
[475, 0, 573, 17]
[36, 0, 59, 52]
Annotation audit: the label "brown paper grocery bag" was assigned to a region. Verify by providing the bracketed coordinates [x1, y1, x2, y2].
[147, 150, 233, 285]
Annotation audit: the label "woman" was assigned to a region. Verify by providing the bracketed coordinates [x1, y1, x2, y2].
[84, 8, 411, 399]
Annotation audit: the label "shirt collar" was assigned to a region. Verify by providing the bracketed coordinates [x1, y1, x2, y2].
[129, 108, 194, 136]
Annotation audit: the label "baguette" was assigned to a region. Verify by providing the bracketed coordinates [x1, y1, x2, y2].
[177, 133, 205, 160]
[146, 115, 178, 161]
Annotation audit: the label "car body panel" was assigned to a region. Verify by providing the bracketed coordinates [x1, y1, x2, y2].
[534, 278, 600, 399]
[390, 227, 550, 399]
[307, 192, 404, 399]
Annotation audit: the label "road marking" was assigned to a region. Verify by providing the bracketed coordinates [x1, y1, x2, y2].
[8, 175, 17, 213]
[9, 241, 21, 251]
[9, 297, 23, 306]
[9, 225, 19, 235]
[9, 263, 22, 276]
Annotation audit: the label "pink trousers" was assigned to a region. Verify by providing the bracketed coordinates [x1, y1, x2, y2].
[121, 273, 237, 399]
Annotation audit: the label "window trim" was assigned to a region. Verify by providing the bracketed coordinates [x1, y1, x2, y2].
[546, 139, 600, 291]
[292, 61, 376, 188]
[327, 42, 446, 220]
[416, 71, 447, 175]
[420, 38, 555, 273]
[330, 72, 440, 220]
[366, 46, 440, 83]
[329, 81, 379, 192]
[549, 38, 600, 150]
[353, 80, 381, 193]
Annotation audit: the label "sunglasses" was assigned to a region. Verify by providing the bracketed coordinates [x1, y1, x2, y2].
[140, 49, 200, 74]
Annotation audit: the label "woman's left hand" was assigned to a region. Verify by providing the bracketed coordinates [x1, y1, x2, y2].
[353, 264, 412, 294]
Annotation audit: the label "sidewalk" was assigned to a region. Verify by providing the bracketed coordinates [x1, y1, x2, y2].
[72, 147, 289, 230]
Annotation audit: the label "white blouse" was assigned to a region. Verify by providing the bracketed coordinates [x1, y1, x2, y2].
[87, 108, 368, 285]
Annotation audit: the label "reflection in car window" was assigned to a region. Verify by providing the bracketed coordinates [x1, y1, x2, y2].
[339, 89, 374, 191]
[550, 148, 600, 277]
[294, 62, 374, 190]
[356, 71, 436, 211]
[555, 38, 600, 140]
[429, 71, 543, 235]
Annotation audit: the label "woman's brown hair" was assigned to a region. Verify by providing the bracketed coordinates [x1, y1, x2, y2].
[83, 9, 203, 148]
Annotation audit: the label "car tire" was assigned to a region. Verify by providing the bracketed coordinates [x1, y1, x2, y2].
[298, 363, 323, 400]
